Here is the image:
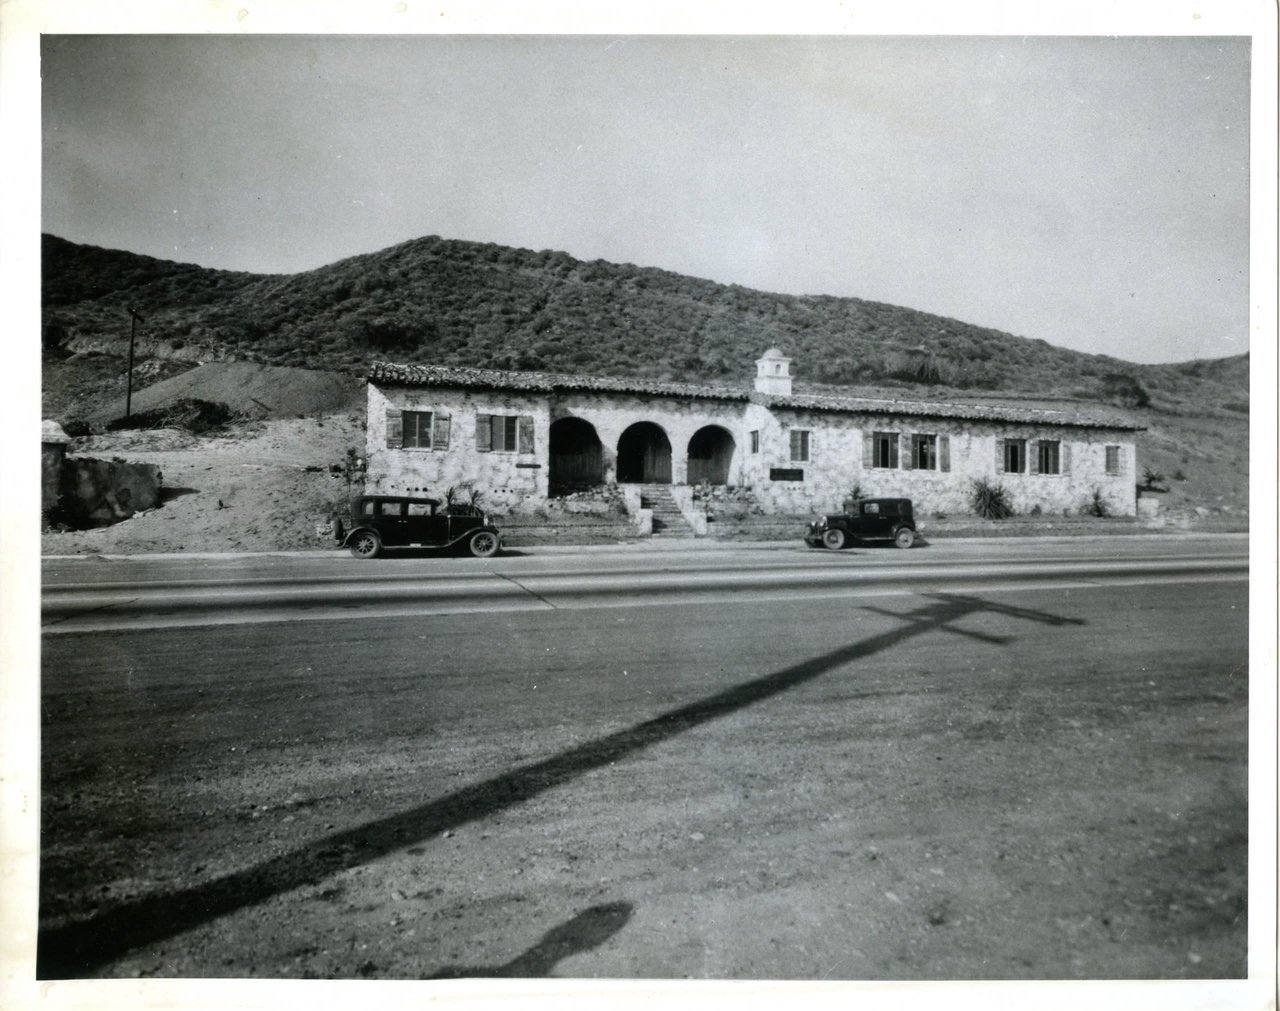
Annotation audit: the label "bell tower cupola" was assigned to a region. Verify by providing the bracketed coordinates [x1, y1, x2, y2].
[754, 348, 793, 396]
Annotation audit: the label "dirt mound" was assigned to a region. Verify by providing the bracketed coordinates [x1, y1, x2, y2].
[90, 362, 363, 426]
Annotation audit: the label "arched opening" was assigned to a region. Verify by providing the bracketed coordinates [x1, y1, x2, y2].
[617, 422, 672, 484]
[687, 425, 736, 485]
[549, 417, 604, 494]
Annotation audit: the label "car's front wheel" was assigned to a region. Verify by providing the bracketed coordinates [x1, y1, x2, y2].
[348, 530, 382, 559]
[821, 528, 847, 549]
[894, 526, 916, 549]
[468, 530, 499, 558]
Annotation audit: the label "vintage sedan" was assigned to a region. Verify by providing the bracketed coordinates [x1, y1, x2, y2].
[805, 497, 918, 549]
[335, 495, 501, 559]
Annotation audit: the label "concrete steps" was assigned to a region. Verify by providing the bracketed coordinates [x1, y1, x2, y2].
[637, 484, 695, 538]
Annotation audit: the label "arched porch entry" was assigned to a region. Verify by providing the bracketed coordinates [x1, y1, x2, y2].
[687, 425, 736, 485]
[617, 422, 672, 484]
[549, 417, 604, 494]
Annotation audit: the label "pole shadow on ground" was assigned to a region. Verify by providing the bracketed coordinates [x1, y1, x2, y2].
[38, 592, 1084, 978]
[426, 901, 634, 979]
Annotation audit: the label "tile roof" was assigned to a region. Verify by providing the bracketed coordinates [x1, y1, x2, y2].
[758, 391, 1144, 430]
[369, 362, 747, 401]
[369, 362, 1143, 431]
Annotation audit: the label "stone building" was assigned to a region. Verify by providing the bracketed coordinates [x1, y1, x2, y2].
[364, 349, 1143, 519]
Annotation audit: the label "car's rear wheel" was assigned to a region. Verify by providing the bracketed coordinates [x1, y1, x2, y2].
[894, 526, 916, 549]
[822, 528, 847, 549]
[469, 530, 499, 558]
[348, 530, 382, 559]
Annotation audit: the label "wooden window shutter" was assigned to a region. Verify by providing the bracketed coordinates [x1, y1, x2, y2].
[1029, 440, 1040, 475]
[995, 438, 1005, 473]
[476, 414, 492, 452]
[386, 409, 403, 449]
[939, 435, 950, 472]
[1062, 442, 1072, 476]
[433, 413, 451, 450]
[900, 433, 913, 470]
[862, 432, 874, 467]
[518, 415, 535, 453]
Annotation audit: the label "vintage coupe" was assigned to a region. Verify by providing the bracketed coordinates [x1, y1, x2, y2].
[805, 497, 918, 550]
[335, 494, 501, 559]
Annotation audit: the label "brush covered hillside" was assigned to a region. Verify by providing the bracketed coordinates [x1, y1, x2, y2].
[43, 233, 1248, 414]
[40, 234, 1251, 553]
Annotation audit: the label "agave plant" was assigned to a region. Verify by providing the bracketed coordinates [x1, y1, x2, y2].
[1084, 487, 1110, 518]
[970, 478, 1013, 519]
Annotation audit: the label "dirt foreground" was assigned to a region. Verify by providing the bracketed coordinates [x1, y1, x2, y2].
[38, 576, 1248, 982]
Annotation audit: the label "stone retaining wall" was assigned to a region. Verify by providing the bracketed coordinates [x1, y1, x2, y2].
[57, 456, 163, 528]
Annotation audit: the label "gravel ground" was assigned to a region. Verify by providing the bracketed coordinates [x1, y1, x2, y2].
[38, 579, 1248, 981]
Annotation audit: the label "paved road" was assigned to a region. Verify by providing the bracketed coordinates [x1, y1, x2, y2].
[37, 536, 1250, 980]
[42, 534, 1249, 632]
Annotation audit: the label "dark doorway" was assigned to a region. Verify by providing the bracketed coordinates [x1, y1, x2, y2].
[549, 418, 604, 493]
[687, 425, 735, 485]
[617, 422, 672, 484]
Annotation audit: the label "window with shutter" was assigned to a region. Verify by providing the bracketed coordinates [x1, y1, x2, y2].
[1105, 445, 1122, 475]
[477, 413, 531, 452]
[403, 410, 433, 449]
[433, 413, 451, 450]
[939, 434, 951, 472]
[1037, 440, 1060, 475]
[910, 434, 937, 470]
[789, 430, 810, 462]
[385, 409, 403, 449]
[870, 431, 899, 468]
[1002, 438, 1026, 474]
[498, 416, 518, 451]
[1029, 440, 1040, 475]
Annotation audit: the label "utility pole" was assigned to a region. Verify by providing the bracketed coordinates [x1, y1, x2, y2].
[125, 307, 145, 418]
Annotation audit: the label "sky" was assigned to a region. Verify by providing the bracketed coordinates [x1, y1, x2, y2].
[40, 32, 1252, 364]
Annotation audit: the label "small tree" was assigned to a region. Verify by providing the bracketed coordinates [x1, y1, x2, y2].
[1141, 466, 1167, 491]
[333, 447, 364, 496]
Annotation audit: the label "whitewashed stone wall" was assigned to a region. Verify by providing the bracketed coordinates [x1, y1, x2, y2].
[367, 383, 1138, 518]
[738, 403, 1136, 516]
[366, 384, 550, 512]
